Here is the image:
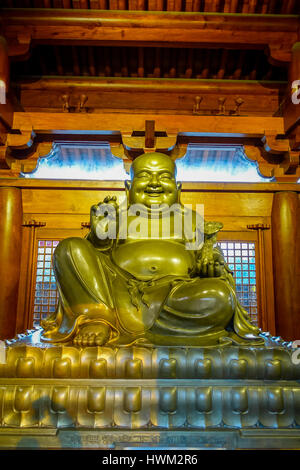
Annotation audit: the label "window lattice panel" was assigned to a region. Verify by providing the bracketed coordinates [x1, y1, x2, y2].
[219, 241, 258, 326]
[33, 240, 60, 328]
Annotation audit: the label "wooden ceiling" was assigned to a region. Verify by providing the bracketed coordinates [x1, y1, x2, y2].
[1, 0, 299, 180]
[3, 4, 296, 116]
[12, 45, 287, 81]
[2, 0, 300, 14]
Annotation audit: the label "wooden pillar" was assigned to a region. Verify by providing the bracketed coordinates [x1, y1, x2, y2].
[0, 36, 9, 103]
[0, 187, 23, 339]
[271, 192, 300, 340]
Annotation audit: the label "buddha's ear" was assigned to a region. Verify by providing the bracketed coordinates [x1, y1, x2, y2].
[125, 180, 131, 200]
[176, 181, 182, 201]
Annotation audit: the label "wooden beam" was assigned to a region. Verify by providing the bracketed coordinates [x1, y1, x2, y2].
[0, 178, 300, 193]
[2, 9, 299, 51]
[8, 112, 297, 180]
[15, 76, 285, 94]
[13, 77, 286, 116]
[12, 111, 285, 136]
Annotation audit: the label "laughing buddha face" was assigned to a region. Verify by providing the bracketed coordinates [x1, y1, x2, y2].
[127, 152, 181, 208]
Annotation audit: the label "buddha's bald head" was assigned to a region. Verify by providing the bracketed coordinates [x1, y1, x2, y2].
[128, 152, 180, 207]
[130, 152, 177, 179]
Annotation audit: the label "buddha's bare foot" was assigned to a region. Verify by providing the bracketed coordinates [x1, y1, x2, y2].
[73, 323, 111, 347]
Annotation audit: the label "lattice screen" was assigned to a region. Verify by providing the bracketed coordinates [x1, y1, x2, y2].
[32, 239, 259, 328]
[33, 240, 60, 328]
[218, 241, 258, 326]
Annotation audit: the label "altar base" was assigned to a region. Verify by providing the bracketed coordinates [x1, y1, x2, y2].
[0, 330, 300, 449]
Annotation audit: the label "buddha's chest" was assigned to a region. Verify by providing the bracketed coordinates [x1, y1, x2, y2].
[112, 240, 196, 279]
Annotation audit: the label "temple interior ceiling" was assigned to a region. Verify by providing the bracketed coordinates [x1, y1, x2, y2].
[3, 0, 298, 118]
[11, 45, 287, 81]
[1, 0, 299, 176]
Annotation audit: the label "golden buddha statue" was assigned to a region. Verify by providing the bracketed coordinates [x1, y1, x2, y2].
[41, 152, 263, 347]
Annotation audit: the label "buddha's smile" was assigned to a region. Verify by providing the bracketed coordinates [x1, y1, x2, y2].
[144, 188, 164, 195]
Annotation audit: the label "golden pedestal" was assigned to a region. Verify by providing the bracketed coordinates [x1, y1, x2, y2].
[0, 330, 300, 449]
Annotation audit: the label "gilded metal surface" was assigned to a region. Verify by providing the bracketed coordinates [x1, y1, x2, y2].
[1, 342, 300, 433]
[2, 152, 300, 448]
[1, 379, 300, 430]
[1, 339, 300, 447]
[1, 337, 299, 380]
[41, 152, 262, 347]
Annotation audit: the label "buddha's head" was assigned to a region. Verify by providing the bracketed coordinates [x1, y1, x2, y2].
[126, 152, 181, 208]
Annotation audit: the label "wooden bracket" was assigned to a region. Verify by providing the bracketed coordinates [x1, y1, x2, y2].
[247, 224, 270, 231]
[244, 130, 300, 181]
[267, 44, 292, 66]
[7, 129, 36, 150]
[111, 120, 187, 161]
[243, 145, 274, 179]
[262, 131, 300, 175]
[61, 94, 70, 113]
[192, 96, 203, 115]
[229, 98, 244, 116]
[60, 93, 89, 113]
[6, 110, 36, 153]
[0, 139, 52, 177]
[22, 220, 46, 228]
[217, 97, 226, 116]
[262, 132, 290, 155]
[7, 32, 31, 60]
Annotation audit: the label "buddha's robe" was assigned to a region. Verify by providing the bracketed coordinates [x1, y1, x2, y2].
[41, 218, 262, 346]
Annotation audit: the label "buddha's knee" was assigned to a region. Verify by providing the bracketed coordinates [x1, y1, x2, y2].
[203, 278, 236, 313]
[168, 277, 235, 316]
[53, 237, 113, 309]
[53, 237, 96, 274]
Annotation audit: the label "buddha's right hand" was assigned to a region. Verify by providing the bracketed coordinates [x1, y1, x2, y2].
[89, 196, 119, 245]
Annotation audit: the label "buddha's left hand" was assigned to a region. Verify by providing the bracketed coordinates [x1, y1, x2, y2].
[196, 252, 226, 278]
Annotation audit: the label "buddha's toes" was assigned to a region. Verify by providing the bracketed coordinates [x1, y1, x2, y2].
[73, 323, 111, 347]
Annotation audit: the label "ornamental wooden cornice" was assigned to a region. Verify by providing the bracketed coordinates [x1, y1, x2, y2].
[1, 112, 299, 182]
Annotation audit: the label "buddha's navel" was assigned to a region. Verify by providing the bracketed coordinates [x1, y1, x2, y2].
[112, 239, 195, 279]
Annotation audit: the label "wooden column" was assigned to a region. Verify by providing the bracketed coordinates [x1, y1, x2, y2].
[271, 192, 300, 340]
[0, 36, 9, 100]
[0, 187, 23, 339]
[0, 36, 11, 148]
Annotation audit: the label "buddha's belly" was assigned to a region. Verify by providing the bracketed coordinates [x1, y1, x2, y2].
[112, 240, 195, 279]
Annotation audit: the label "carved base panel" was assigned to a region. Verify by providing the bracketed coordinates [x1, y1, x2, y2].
[1, 428, 300, 450]
[1, 337, 300, 449]
[1, 331, 298, 381]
